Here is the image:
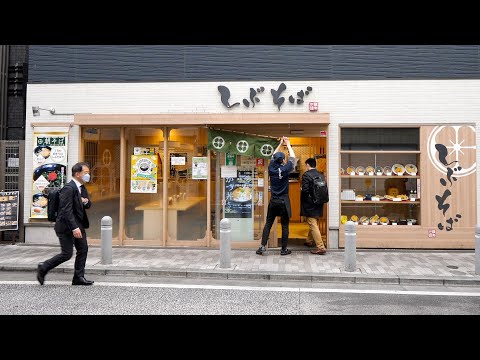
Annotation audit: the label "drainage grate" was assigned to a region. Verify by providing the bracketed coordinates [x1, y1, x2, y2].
[446, 265, 459, 269]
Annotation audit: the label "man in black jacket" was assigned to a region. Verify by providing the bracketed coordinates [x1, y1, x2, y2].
[301, 158, 327, 255]
[256, 136, 296, 256]
[37, 162, 94, 285]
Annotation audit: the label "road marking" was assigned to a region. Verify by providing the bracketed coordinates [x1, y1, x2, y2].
[2, 280, 480, 297]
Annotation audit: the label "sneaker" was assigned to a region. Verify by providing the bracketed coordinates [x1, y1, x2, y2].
[280, 248, 292, 256]
[256, 245, 266, 255]
[303, 241, 315, 247]
[310, 248, 327, 255]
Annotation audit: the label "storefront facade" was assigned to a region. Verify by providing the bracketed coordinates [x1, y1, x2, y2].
[23, 79, 480, 249]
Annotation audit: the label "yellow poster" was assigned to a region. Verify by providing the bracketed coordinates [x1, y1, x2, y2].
[131, 155, 158, 193]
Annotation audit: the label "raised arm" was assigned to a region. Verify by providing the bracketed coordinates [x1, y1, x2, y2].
[283, 137, 296, 159]
[273, 137, 284, 155]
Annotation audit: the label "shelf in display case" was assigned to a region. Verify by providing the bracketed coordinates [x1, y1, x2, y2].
[340, 150, 421, 154]
[341, 200, 420, 205]
[341, 175, 419, 178]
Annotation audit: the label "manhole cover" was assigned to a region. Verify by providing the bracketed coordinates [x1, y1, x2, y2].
[446, 265, 459, 269]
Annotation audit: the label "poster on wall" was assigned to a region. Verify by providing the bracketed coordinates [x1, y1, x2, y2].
[0, 191, 19, 231]
[224, 170, 253, 219]
[131, 155, 158, 193]
[31, 131, 68, 219]
[170, 152, 188, 178]
[192, 157, 208, 180]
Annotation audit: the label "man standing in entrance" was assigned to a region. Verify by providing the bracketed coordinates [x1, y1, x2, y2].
[37, 162, 94, 285]
[256, 136, 296, 256]
[301, 157, 327, 255]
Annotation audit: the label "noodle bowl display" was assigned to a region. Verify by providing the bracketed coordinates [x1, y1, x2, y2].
[231, 187, 252, 202]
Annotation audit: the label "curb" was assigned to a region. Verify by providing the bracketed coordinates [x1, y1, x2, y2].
[1, 264, 480, 287]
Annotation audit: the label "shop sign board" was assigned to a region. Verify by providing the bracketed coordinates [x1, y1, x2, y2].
[0, 191, 19, 231]
[31, 131, 69, 219]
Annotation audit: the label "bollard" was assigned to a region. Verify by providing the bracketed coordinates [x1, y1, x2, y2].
[476, 225, 480, 275]
[101, 216, 113, 265]
[219, 218, 231, 268]
[344, 220, 357, 272]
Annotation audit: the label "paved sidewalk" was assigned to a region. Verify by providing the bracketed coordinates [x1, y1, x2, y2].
[0, 244, 479, 286]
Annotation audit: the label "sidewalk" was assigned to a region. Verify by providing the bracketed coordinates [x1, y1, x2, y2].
[0, 243, 479, 286]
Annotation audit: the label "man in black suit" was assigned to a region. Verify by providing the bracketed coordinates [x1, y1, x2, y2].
[37, 162, 94, 286]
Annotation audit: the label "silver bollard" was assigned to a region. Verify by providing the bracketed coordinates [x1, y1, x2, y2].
[344, 221, 357, 272]
[476, 225, 480, 275]
[219, 218, 231, 268]
[101, 216, 112, 265]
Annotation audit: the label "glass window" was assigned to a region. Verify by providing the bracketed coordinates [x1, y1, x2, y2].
[83, 128, 121, 241]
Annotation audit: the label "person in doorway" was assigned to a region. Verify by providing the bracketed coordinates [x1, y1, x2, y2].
[256, 136, 296, 256]
[301, 157, 327, 255]
[37, 162, 94, 286]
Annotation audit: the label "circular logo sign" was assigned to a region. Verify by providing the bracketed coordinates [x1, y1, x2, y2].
[427, 125, 476, 177]
[236, 140, 249, 153]
[260, 144, 274, 157]
[212, 136, 225, 150]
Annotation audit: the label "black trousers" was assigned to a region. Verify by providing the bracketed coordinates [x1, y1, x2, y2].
[261, 197, 290, 249]
[43, 229, 88, 279]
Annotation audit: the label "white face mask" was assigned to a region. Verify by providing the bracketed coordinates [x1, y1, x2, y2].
[82, 173, 90, 183]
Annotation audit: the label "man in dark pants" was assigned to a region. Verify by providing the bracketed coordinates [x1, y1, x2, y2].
[37, 162, 94, 286]
[256, 136, 296, 256]
[301, 157, 327, 255]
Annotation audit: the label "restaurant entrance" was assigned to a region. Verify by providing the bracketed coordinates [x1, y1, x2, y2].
[209, 123, 328, 249]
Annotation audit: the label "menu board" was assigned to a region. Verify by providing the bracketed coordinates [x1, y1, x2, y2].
[224, 170, 253, 219]
[0, 191, 19, 231]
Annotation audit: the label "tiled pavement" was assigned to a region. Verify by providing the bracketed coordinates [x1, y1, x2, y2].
[0, 244, 479, 286]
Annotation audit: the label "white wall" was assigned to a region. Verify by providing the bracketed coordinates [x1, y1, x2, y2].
[25, 80, 480, 243]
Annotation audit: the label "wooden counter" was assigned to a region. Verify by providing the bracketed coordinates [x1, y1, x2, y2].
[135, 197, 206, 240]
[135, 197, 206, 211]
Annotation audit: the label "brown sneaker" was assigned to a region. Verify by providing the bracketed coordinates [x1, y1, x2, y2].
[304, 242, 315, 247]
[310, 248, 327, 255]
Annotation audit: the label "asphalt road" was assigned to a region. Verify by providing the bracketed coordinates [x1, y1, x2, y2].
[1, 271, 480, 315]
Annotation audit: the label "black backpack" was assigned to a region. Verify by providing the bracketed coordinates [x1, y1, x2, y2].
[311, 174, 329, 205]
[47, 188, 62, 222]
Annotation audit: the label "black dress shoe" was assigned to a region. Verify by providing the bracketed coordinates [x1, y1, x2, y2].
[72, 277, 94, 286]
[37, 262, 46, 285]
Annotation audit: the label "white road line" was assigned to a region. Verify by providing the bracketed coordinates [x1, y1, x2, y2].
[2, 280, 480, 297]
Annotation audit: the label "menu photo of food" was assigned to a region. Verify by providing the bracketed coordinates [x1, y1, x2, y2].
[32, 163, 67, 193]
[231, 186, 253, 202]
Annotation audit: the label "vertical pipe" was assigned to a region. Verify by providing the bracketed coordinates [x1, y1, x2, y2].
[0, 45, 10, 140]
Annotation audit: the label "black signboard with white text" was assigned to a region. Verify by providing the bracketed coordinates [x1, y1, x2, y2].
[224, 170, 253, 219]
[0, 191, 19, 231]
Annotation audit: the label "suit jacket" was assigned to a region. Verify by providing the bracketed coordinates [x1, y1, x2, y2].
[54, 180, 91, 233]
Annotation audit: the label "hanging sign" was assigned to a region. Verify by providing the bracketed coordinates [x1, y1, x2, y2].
[207, 129, 277, 158]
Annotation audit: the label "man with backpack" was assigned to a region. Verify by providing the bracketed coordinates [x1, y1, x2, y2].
[36, 162, 94, 285]
[301, 157, 328, 255]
